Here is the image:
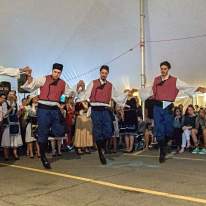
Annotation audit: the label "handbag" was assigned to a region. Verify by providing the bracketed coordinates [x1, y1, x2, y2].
[9, 123, 19, 134]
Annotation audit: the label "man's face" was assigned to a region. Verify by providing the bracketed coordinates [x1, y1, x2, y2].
[8, 91, 15, 100]
[199, 110, 205, 118]
[160, 65, 169, 77]
[100, 69, 109, 81]
[52, 69, 62, 80]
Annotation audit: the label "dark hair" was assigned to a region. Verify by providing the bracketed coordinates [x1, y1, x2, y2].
[185, 104, 195, 115]
[160, 61, 171, 69]
[174, 106, 182, 116]
[0, 93, 6, 98]
[53, 63, 63, 71]
[100, 65, 109, 73]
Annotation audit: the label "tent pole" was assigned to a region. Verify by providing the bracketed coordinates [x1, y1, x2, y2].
[140, 0, 146, 119]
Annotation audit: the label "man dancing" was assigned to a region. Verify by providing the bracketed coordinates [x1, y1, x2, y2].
[140, 61, 206, 163]
[22, 63, 74, 169]
[78, 65, 126, 165]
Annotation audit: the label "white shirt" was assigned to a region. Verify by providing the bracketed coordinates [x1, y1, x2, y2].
[139, 78, 198, 101]
[0, 66, 20, 77]
[21, 76, 75, 106]
[0, 102, 9, 121]
[78, 79, 127, 107]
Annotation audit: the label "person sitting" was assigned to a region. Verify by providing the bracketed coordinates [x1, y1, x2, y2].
[179, 105, 197, 153]
[195, 108, 206, 154]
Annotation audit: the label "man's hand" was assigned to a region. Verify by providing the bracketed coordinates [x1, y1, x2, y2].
[20, 66, 32, 76]
[20, 66, 33, 84]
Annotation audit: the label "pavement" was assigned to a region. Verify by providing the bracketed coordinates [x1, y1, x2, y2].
[0, 149, 206, 206]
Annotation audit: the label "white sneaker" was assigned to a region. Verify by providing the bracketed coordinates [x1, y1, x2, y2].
[179, 148, 185, 153]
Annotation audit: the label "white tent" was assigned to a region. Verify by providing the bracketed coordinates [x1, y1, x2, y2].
[0, 0, 206, 92]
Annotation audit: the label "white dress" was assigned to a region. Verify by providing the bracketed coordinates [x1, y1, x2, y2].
[25, 105, 37, 143]
[1, 101, 22, 148]
[113, 115, 120, 138]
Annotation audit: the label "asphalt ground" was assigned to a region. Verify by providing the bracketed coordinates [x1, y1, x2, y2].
[0, 149, 205, 206]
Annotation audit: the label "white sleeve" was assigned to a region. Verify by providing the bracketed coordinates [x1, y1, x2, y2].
[139, 86, 153, 101]
[0, 66, 20, 77]
[176, 79, 198, 97]
[21, 77, 46, 92]
[2, 102, 8, 118]
[77, 81, 93, 102]
[112, 86, 127, 106]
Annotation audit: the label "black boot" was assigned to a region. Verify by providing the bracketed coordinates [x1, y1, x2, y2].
[159, 140, 166, 163]
[39, 142, 51, 169]
[96, 141, 107, 165]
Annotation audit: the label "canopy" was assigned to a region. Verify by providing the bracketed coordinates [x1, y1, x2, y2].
[0, 0, 206, 91]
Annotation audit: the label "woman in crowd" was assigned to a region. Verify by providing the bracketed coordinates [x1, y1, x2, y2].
[173, 107, 183, 153]
[74, 101, 93, 155]
[1, 91, 22, 160]
[19, 97, 29, 149]
[25, 95, 40, 158]
[122, 90, 138, 153]
[179, 105, 197, 153]
[65, 96, 75, 150]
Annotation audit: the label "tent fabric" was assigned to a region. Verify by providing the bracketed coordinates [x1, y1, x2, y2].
[0, 0, 206, 91]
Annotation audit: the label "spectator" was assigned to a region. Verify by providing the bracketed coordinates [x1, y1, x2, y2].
[173, 107, 183, 153]
[195, 108, 206, 154]
[19, 97, 29, 152]
[25, 95, 40, 158]
[194, 105, 200, 115]
[74, 101, 93, 155]
[179, 105, 197, 153]
[122, 90, 138, 153]
[1, 91, 22, 160]
[65, 97, 75, 150]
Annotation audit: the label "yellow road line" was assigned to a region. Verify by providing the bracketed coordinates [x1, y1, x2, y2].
[0, 163, 206, 204]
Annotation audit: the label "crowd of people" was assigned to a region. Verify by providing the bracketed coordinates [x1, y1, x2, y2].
[0, 61, 206, 169]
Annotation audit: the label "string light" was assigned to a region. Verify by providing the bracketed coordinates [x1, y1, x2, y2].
[63, 33, 206, 81]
